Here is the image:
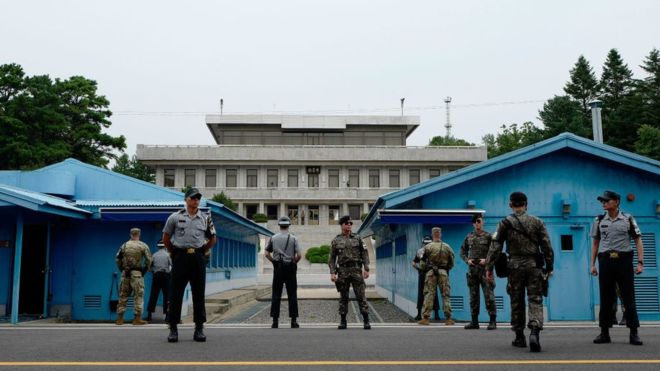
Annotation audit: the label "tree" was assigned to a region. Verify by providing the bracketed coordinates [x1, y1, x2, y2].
[211, 191, 238, 211]
[0, 63, 125, 170]
[639, 48, 660, 130]
[564, 55, 599, 114]
[482, 122, 544, 158]
[112, 154, 155, 182]
[428, 136, 475, 146]
[538, 95, 591, 139]
[634, 124, 660, 160]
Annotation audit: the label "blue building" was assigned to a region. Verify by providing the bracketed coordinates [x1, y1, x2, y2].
[359, 133, 660, 322]
[0, 159, 272, 324]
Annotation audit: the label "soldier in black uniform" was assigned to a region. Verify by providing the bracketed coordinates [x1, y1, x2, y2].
[329, 215, 371, 330]
[162, 188, 216, 343]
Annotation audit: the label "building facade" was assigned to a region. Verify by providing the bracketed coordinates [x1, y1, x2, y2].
[137, 114, 487, 253]
[359, 133, 660, 321]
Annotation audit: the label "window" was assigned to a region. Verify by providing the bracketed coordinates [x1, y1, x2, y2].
[226, 169, 237, 188]
[246, 169, 258, 188]
[164, 168, 175, 187]
[348, 169, 359, 188]
[245, 204, 258, 220]
[368, 169, 380, 188]
[184, 169, 196, 187]
[266, 205, 279, 220]
[287, 169, 298, 188]
[267, 169, 279, 188]
[348, 204, 361, 221]
[429, 168, 442, 178]
[561, 235, 574, 251]
[308, 205, 319, 225]
[328, 169, 340, 188]
[308, 174, 319, 188]
[287, 205, 299, 225]
[205, 169, 216, 188]
[389, 169, 400, 188]
[409, 169, 420, 185]
[329, 205, 340, 225]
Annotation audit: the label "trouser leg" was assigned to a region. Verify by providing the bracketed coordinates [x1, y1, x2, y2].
[598, 255, 617, 328]
[508, 270, 526, 332]
[351, 272, 369, 315]
[190, 253, 207, 325]
[169, 253, 190, 326]
[285, 265, 299, 318]
[422, 273, 437, 319]
[526, 267, 544, 330]
[270, 265, 284, 318]
[617, 254, 640, 329]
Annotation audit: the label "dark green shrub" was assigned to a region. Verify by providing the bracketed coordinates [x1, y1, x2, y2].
[252, 213, 268, 223]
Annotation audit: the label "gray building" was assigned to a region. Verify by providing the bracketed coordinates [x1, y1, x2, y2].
[136, 114, 487, 259]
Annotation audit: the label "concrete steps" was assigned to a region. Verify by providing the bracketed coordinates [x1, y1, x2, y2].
[203, 286, 272, 323]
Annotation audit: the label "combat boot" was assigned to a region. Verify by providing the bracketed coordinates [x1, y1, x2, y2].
[193, 324, 206, 342]
[529, 327, 541, 352]
[132, 311, 147, 325]
[115, 313, 124, 326]
[629, 328, 643, 346]
[168, 325, 178, 343]
[271, 318, 278, 328]
[593, 327, 611, 344]
[464, 315, 479, 329]
[338, 314, 347, 330]
[414, 309, 421, 321]
[417, 317, 430, 326]
[487, 314, 497, 330]
[444, 314, 455, 326]
[291, 317, 299, 328]
[512, 330, 526, 348]
[363, 313, 371, 330]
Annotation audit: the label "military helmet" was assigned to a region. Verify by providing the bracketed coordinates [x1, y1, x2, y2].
[509, 191, 528, 206]
[422, 235, 432, 244]
[278, 216, 291, 226]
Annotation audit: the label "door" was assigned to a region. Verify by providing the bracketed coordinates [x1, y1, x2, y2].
[19, 225, 48, 315]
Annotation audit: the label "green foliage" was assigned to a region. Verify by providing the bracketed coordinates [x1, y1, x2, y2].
[639, 48, 660, 130]
[252, 213, 268, 223]
[482, 122, 544, 158]
[305, 245, 330, 264]
[564, 55, 599, 113]
[360, 213, 369, 222]
[181, 185, 193, 194]
[211, 191, 238, 211]
[0, 63, 126, 170]
[428, 136, 475, 146]
[112, 154, 155, 183]
[539, 95, 591, 138]
[634, 124, 660, 160]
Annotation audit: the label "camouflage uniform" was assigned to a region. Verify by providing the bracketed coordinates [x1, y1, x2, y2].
[460, 231, 496, 317]
[486, 211, 554, 332]
[328, 233, 370, 316]
[421, 241, 454, 320]
[115, 240, 152, 316]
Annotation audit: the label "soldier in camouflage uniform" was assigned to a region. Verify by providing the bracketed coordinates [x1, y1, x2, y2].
[418, 227, 455, 326]
[329, 215, 371, 330]
[412, 235, 439, 321]
[486, 192, 554, 352]
[460, 214, 497, 330]
[115, 227, 152, 326]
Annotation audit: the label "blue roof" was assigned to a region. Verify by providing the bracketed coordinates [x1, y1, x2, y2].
[0, 184, 91, 218]
[359, 133, 660, 236]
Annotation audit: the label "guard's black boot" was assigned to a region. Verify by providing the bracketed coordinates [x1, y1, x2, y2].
[629, 328, 643, 346]
[414, 309, 421, 321]
[167, 325, 178, 343]
[512, 330, 526, 348]
[487, 314, 497, 330]
[291, 317, 299, 328]
[363, 313, 371, 330]
[193, 324, 206, 342]
[433, 310, 441, 321]
[464, 315, 479, 329]
[271, 318, 278, 328]
[593, 327, 611, 344]
[338, 314, 347, 330]
[529, 327, 541, 352]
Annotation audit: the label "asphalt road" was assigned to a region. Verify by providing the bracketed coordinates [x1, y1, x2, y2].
[0, 324, 659, 370]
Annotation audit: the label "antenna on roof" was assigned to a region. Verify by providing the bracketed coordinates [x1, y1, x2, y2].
[400, 98, 405, 116]
[444, 96, 452, 137]
[220, 98, 224, 115]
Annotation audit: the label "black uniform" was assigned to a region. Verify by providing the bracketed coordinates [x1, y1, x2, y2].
[266, 232, 300, 319]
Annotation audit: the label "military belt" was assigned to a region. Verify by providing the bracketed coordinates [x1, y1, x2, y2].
[338, 262, 362, 268]
[599, 250, 632, 259]
[174, 247, 203, 255]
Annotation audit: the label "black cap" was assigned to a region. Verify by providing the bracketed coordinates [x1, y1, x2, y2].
[509, 191, 527, 206]
[185, 187, 202, 199]
[597, 190, 620, 202]
[339, 215, 352, 225]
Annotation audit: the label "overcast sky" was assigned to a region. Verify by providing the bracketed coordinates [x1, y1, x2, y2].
[2, 0, 659, 155]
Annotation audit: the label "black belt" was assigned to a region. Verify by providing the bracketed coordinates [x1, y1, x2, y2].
[173, 247, 203, 255]
[338, 262, 362, 268]
[598, 250, 632, 259]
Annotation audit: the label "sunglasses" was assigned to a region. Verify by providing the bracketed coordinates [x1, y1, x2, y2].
[342, 222, 353, 225]
[474, 220, 483, 223]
